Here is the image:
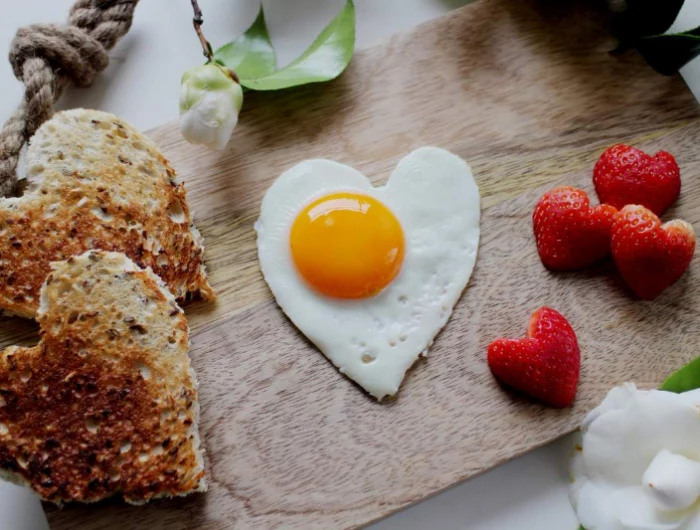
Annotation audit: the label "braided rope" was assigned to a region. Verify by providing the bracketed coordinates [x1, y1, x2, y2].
[0, 0, 140, 197]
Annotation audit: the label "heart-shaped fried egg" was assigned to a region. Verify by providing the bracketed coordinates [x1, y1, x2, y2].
[256, 147, 480, 399]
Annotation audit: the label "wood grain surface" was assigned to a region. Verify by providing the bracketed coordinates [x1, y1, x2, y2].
[29, 0, 700, 527]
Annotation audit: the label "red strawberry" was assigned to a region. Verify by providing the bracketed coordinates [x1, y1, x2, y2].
[593, 144, 680, 216]
[533, 186, 617, 271]
[487, 307, 580, 408]
[611, 205, 695, 300]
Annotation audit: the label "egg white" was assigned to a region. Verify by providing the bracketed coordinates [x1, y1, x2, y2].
[255, 147, 480, 399]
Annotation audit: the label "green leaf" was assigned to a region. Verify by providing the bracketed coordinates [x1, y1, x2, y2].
[239, 0, 356, 91]
[214, 5, 276, 80]
[660, 356, 700, 393]
[637, 26, 700, 75]
[621, 0, 685, 38]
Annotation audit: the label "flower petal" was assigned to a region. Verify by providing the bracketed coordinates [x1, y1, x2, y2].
[583, 390, 700, 484]
[582, 383, 639, 431]
[572, 385, 700, 530]
[643, 450, 700, 512]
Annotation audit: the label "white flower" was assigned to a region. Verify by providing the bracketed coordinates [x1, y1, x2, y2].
[179, 63, 243, 150]
[571, 383, 700, 530]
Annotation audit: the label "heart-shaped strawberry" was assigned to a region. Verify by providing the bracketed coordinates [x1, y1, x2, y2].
[533, 186, 617, 271]
[487, 307, 580, 408]
[593, 144, 680, 216]
[611, 205, 695, 300]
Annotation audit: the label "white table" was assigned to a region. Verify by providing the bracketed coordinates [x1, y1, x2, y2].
[1, 1, 698, 529]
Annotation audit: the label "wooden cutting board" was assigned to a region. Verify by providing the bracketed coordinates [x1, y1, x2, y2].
[32, 0, 700, 528]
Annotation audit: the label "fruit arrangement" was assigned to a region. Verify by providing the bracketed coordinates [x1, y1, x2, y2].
[488, 144, 695, 409]
[534, 144, 693, 299]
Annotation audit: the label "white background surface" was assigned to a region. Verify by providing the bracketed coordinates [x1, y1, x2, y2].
[0, 1, 699, 529]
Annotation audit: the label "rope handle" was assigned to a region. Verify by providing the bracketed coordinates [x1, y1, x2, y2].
[0, 0, 140, 197]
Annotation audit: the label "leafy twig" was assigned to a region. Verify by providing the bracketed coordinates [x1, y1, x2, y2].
[213, 0, 355, 91]
[190, 0, 214, 63]
[615, 0, 700, 75]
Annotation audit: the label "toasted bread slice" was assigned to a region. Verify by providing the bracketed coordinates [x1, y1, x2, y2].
[0, 109, 214, 318]
[0, 251, 206, 504]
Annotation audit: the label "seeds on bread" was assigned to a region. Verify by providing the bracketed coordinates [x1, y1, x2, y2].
[0, 251, 206, 504]
[0, 109, 214, 319]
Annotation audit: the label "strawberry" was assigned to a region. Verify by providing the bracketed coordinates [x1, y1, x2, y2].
[611, 205, 695, 300]
[593, 144, 680, 216]
[533, 186, 617, 271]
[487, 307, 580, 408]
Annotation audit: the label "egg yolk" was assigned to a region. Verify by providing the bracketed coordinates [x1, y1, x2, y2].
[290, 192, 405, 299]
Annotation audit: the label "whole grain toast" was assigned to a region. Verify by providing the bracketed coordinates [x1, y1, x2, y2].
[0, 251, 206, 504]
[0, 109, 214, 319]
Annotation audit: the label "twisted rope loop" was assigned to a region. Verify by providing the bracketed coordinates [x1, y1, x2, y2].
[0, 0, 139, 197]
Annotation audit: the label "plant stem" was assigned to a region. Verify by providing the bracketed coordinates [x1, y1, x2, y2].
[190, 0, 213, 62]
[188, 0, 240, 82]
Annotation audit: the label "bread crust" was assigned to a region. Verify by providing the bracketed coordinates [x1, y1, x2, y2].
[0, 109, 215, 319]
[0, 251, 206, 504]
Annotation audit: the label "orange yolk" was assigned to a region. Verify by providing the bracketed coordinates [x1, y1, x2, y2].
[290, 192, 405, 299]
